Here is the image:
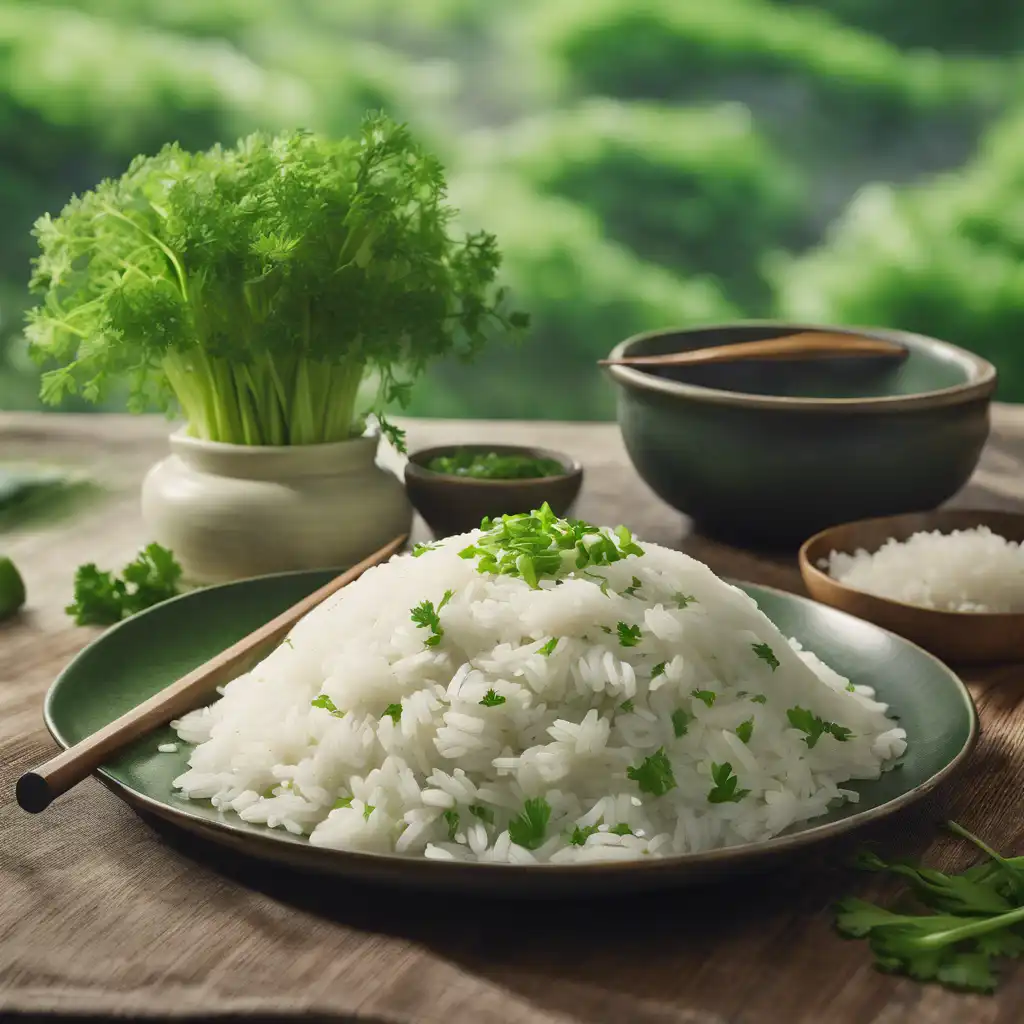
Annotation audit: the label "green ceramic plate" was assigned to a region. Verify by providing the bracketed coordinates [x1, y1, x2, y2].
[44, 571, 977, 895]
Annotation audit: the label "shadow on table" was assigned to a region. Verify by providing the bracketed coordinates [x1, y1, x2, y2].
[140, 795, 952, 1024]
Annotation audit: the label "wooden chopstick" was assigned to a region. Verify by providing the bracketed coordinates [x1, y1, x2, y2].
[16, 533, 408, 814]
[597, 331, 908, 368]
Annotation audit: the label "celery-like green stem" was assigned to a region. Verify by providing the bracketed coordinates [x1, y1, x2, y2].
[163, 348, 366, 446]
[914, 905, 1024, 949]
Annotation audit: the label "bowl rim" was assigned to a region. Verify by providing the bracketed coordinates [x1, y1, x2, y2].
[404, 443, 583, 487]
[798, 508, 1024, 623]
[606, 321, 997, 413]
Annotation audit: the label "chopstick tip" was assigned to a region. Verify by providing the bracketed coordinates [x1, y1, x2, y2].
[16, 771, 53, 814]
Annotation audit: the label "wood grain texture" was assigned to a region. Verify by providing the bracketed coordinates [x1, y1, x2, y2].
[3, 409, 1024, 1024]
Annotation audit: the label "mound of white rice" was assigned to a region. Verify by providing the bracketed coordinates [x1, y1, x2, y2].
[823, 526, 1024, 613]
[172, 513, 906, 864]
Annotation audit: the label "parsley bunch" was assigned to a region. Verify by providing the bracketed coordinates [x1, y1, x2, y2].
[838, 822, 1024, 993]
[26, 114, 526, 451]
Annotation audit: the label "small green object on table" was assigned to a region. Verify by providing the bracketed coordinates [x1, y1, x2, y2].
[0, 555, 26, 619]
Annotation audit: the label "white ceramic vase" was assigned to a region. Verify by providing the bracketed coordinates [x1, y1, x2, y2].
[141, 428, 412, 584]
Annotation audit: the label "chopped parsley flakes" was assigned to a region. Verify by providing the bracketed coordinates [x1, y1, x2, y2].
[752, 642, 780, 671]
[787, 706, 853, 748]
[537, 636, 559, 656]
[671, 708, 693, 737]
[469, 804, 494, 824]
[457, 504, 644, 589]
[444, 809, 459, 840]
[708, 762, 749, 804]
[479, 689, 506, 707]
[311, 693, 345, 718]
[616, 621, 642, 647]
[508, 797, 551, 849]
[627, 748, 677, 796]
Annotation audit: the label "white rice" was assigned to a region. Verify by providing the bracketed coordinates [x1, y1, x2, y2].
[172, 525, 905, 863]
[822, 526, 1024, 613]
[158, 743, 179, 753]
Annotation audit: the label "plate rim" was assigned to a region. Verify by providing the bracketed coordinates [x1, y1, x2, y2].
[43, 571, 980, 881]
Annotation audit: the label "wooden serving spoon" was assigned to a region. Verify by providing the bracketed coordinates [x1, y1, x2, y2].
[598, 331, 909, 369]
[16, 532, 408, 813]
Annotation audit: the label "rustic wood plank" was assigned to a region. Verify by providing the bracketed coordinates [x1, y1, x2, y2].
[2, 408, 1024, 1024]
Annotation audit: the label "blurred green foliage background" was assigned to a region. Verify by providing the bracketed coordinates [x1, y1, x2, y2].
[2, 0, 1023, 420]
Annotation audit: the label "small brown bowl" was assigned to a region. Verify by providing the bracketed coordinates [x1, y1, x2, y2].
[799, 509, 1024, 665]
[404, 444, 583, 538]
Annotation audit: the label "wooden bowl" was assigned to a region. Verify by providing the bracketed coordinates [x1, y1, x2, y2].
[404, 444, 583, 538]
[799, 509, 1024, 665]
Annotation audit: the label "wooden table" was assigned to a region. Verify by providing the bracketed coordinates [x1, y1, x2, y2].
[3, 408, 1024, 1024]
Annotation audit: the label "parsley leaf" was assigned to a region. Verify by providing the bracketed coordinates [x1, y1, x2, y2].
[444, 809, 460, 841]
[651, 661, 667, 678]
[570, 822, 601, 846]
[412, 542, 439, 557]
[363, 804, 375, 821]
[752, 642, 780, 671]
[332, 795, 353, 810]
[735, 717, 754, 744]
[619, 699, 635, 713]
[469, 804, 494, 825]
[438, 588, 454, 611]
[616, 621, 642, 647]
[66, 543, 182, 625]
[787, 706, 852, 747]
[479, 689, 506, 707]
[671, 708, 693, 737]
[750, 693, 767, 704]
[707, 761, 750, 804]
[673, 593, 697, 609]
[311, 693, 345, 718]
[411, 598, 445, 647]
[627, 748, 677, 796]
[691, 689, 716, 707]
[537, 636, 559, 656]
[66, 564, 126, 626]
[508, 797, 551, 850]
[609, 822, 634, 836]
[624, 576, 643, 597]
[383, 703, 402, 723]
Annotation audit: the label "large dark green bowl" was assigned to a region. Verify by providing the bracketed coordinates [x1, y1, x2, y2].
[606, 322, 997, 547]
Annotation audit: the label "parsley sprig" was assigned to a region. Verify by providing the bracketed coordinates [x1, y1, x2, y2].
[627, 748, 677, 796]
[66, 543, 182, 626]
[752, 642, 780, 671]
[837, 822, 1024, 993]
[707, 762, 749, 803]
[616, 622, 642, 647]
[787, 706, 853, 747]
[410, 589, 453, 647]
[508, 797, 551, 850]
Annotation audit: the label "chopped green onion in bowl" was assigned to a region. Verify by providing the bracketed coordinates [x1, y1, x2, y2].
[425, 450, 567, 481]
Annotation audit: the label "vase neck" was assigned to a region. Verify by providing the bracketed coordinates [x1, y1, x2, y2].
[169, 431, 380, 481]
